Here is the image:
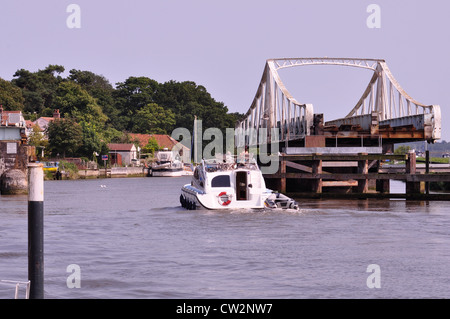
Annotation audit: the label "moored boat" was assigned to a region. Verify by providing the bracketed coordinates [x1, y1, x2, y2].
[150, 149, 184, 177]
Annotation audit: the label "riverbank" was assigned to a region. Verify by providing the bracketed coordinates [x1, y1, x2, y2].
[47, 166, 148, 180]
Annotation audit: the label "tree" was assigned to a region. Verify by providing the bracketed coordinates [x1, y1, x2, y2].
[77, 121, 108, 159]
[55, 81, 108, 127]
[27, 124, 49, 159]
[12, 65, 65, 114]
[68, 69, 117, 125]
[9, 64, 244, 146]
[0, 78, 24, 111]
[156, 80, 242, 131]
[46, 118, 83, 158]
[142, 136, 160, 155]
[394, 145, 412, 155]
[113, 76, 160, 131]
[132, 103, 176, 134]
[68, 69, 113, 92]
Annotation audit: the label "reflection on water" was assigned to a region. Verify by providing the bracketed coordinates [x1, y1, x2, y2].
[1, 178, 449, 298]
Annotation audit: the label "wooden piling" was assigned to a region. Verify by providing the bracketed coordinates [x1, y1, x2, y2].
[357, 153, 368, 193]
[375, 158, 390, 193]
[405, 150, 423, 194]
[311, 154, 322, 193]
[280, 156, 286, 193]
[425, 150, 430, 194]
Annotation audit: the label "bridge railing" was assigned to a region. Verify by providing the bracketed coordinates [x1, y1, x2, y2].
[327, 61, 441, 141]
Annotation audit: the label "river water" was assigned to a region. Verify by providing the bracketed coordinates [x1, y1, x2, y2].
[1, 177, 449, 299]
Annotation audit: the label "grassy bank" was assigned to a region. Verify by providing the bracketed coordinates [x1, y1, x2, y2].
[44, 165, 147, 180]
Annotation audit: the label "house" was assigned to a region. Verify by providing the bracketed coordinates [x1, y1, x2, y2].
[25, 120, 34, 136]
[0, 106, 27, 143]
[128, 133, 190, 159]
[33, 109, 61, 132]
[107, 143, 137, 166]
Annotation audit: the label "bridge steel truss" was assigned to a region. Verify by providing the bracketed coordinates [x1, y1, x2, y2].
[236, 58, 441, 149]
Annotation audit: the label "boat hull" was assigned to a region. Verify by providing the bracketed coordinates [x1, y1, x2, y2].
[180, 184, 270, 210]
[151, 168, 184, 177]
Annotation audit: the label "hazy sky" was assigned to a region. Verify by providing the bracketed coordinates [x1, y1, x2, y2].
[1, 0, 448, 140]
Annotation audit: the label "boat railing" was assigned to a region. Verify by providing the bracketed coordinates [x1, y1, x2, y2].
[0, 280, 30, 299]
[202, 154, 259, 172]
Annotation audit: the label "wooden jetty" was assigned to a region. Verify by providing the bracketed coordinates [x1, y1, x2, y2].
[263, 151, 450, 200]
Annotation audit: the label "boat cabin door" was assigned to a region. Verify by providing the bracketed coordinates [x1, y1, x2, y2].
[236, 171, 248, 201]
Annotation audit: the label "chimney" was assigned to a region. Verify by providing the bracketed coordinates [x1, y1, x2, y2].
[0, 105, 3, 126]
[53, 109, 60, 119]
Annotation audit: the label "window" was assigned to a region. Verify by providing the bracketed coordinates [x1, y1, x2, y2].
[211, 175, 230, 187]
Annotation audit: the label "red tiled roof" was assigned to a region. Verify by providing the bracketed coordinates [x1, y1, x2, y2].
[107, 143, 135, 151]
[128, 133, 188, 150]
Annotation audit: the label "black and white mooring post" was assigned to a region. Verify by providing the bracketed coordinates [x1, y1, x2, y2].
[28, 163, 44, 299]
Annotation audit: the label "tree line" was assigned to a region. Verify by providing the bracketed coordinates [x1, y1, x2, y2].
[0, 65, 243, 159]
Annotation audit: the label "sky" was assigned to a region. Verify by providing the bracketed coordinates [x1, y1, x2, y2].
[0, 0, 449, 140]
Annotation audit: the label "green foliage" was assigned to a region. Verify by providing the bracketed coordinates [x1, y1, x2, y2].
[132, 103, 176, 134]
[27, 124, 49, 159]
[44, 169, 55, 180]
[12, 65, 65, 114]
[77, 121, 108, 158]
[59, 160, 79, 179]
[113, 76, 160, 131]
[5, 64, 244, 159]
[46, 118, 83, 158]
[394, 145, 411, 155]
[59, 160, 78, 172]
[142, 137, 160, 155]
[416, 156, 449, 164]
[55, 81, 108, 127]
[102, 126, 123, 144]
[0, 77, 24, 111]
[68, 69, 116, 126]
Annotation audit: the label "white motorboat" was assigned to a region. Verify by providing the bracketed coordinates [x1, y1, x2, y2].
[151, 150, 184, 177]
[180, 153, 299, 210]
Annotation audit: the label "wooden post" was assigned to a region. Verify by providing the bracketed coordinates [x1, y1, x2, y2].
[406, 150, 423, 194]
[425, 150, 430, 194]
[312, 154, 322, 193]
[376, 159, 390, 193]
[405, 150, 416, 174]
[280, 156, 286, 193]
[376, 179, 390, 194]
[357, 153, 368, 193]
